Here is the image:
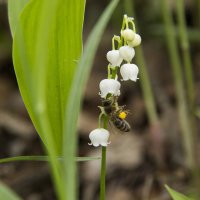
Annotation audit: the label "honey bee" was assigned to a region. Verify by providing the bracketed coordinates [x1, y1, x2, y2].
[101, 97, 131, 132]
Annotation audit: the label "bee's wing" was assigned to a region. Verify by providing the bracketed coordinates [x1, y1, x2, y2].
[107, 120, 118, 135]
[108, 119, 130, 134]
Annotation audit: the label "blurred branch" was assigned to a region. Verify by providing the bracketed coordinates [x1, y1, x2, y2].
[146, 25, 200, 42]
[161, 0, 195, 169]
[176, 0, 195, 108]
[176, 1, 200, 196]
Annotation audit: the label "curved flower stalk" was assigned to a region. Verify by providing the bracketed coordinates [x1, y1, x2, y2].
[88, 14, 142, 200]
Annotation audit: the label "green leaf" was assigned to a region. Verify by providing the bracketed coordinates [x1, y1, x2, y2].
[12, 0, 85, 155]
[8, 0, 30, 37]
[11, 0, 85, 199]
[165, 185, 193, 200]
[0, 182, 22, 200]
[0, 156, 100, 163]
[63, 0, 120, 199]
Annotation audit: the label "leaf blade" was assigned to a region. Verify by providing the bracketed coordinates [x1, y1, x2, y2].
[165, 185, 194, 200]
[8, 0, 30, 37]
[0, 182, 22, 200]
[0, 156, 100, 163]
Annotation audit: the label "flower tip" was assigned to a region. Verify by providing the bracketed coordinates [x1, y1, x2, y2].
[120, 64, 139, 81]
[121, 29, 135, 41]
[88, 128, 110, 147]
[106, 50, 123, 67]
[99, 79, 121, 98]
[127, 34, 141, 47]
[119, 46, 135, 62]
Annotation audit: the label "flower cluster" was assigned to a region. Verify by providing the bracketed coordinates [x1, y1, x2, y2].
[89, 15, 141, 147]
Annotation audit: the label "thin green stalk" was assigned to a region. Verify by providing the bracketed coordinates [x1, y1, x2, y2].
[100, 146, 107, 200]
[161, 0, 195, 169]
[176, 0, 195, 111]
[176, 1, 200, 196]
[195, 0, 200, 27]
[100, 115, 108, 200]
[123, 0, 159, 125]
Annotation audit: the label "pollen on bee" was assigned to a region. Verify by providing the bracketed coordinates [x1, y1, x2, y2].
[118, 111, 127, 119]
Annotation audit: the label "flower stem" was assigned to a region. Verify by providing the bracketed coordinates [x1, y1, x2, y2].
[176, 0, 195, 111]
[100, 115, 108, 200]
[100, 146, 107, 200]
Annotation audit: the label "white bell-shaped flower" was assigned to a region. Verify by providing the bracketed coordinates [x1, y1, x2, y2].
[127, 34, 141, 47]
[119, 46, 135, 62]
[99, 79, 121, 98]
[120, 63, 139, 81]
[88, 128, 110, 147]
[121, 28, 135, 41]
[106, 50, 123, 67]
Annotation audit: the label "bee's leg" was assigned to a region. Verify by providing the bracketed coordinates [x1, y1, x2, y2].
[98, 106, 105, 113]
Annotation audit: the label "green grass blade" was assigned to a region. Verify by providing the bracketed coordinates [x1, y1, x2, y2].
[63, 0, 120, 199]
[0, 156, 100, 163]
[165, 185, 194, 200]
[8, 0, 29, 37]
[0, 156, 51, 163]
[0, 182, 22, 200]
[76, 157, 100, 161]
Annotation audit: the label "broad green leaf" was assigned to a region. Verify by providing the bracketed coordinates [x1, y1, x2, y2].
[12, 1, 66, 199]
[165, 185, 193, 200]
[8, 0, 30, 37]
[12, 0, 85, 155]
[0, 182, 22, 200]
[0, 156, 100, 163]
[63, 0, 120, 199]
[11, 0, 85, 199]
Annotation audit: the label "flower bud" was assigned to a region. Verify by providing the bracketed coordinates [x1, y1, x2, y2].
[121, 28, 135, 41]
[106, 50, 123, 67]
[127, 34, 141, 47]
[99, 79, 121, 98]
[120, 63, 139, 81]
[119, 46, 135, 62]
[88, 128, 110, 147]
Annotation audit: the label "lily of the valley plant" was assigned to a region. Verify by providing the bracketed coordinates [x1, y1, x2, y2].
[88, 14, 142, 199]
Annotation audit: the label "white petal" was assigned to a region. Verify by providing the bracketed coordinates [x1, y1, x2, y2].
[106, 50, 123, 66]
[121, 28, 135, 41]
[120, 64, 139, 81]
[88, 128, 110, 147]
[127, 34, 141, 47]
[119, 46, 135, 62]
[99, 79, 121, 98]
